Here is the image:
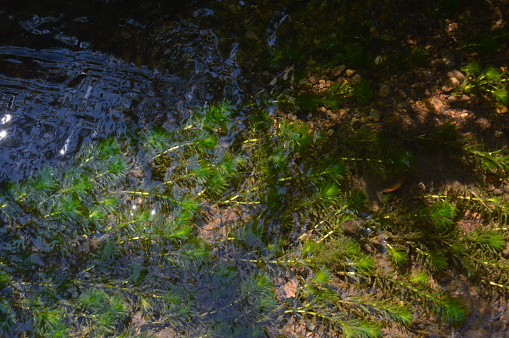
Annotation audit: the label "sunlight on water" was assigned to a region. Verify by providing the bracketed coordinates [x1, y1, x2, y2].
[0, 7, 243, 181]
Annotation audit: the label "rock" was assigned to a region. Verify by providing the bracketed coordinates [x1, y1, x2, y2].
[378, 83, 391, 97]
[440, 48, 456, 68]
[492, 188, 503, 196]
[448, 69, 465, 82]
[397, 89, 408, 99]
[428, 97, 445, 112]
[341, 218, 365, 235]
[351, 74, 362, 83]
[345, 69, 356, 77]
[442, 80, 459, 92]
[330, 65, 346, 79]
[309, 75, 319, 85]
[496, 104, 508, 114]
[369, 111, 380, 122]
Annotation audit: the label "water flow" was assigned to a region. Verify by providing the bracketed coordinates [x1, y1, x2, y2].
[0, 6, 243, 182]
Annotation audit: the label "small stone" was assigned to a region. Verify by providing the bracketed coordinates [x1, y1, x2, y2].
[440, 48, 456, 68]
[496, 104, 508, 114]
[330, 65, 346, 79]
[351, 74, 362, 83]
[345, 69, 356, 77]
[378, 83, 391, 97]
[397, 89, 407, 99]
[495, 130, 504, 137]
[442, 78, 460, 92]
[341, 219, 365, 235]
[492, 188, 503, 196]
[442, 69, 465, 92]
[447, 69, 465, 82]
[428, 97, 444, 112]
[411, 82, 425, 89]
[446, 95, 457, 102]
[369, 111, 380, 122]
[309, 75, 319, 85]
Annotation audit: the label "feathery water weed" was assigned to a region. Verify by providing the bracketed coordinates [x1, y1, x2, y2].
[1, 100, 509, 336]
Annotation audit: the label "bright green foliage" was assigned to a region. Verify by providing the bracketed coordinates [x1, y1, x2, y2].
[458, 61, 509, 105]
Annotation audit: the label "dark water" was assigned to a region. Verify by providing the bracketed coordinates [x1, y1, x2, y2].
[0, 0, 245, 181]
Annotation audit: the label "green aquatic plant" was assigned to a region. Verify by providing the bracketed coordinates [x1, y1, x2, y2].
[457, 61, 509, 105]
[2, 100, 509, 337]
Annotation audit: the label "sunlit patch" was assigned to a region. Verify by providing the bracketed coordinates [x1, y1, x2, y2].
[59, 136, 71, 155]
[0, 130, 7, 139]
[1, 114, 12, 124]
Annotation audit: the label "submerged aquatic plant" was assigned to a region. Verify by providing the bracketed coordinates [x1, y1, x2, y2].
[0, 100, 508, 337]
[457, 61, 509, 105]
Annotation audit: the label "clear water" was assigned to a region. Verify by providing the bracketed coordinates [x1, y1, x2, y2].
[0, 2, 245, 181]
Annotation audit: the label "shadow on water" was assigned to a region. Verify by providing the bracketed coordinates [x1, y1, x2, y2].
[0, 0, 243, 182]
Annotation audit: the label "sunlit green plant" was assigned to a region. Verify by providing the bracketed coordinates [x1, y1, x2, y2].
[457, 61, 509, 105]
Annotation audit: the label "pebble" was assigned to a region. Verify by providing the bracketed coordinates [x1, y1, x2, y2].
[330, 65, 346, 79]
[341, 219, 366, 235]
[369, 111, 381, 122]
[442, 69, 465, 92]
[397, 89, 408, 99]
[345, 69, 356, 77]
[351, 74, 362, 83]
[378, 83, 391, 97]
[447, 69, 465, 82]
[496, 105, 508, 114]
[428, 97, 445, 112]
[492, 188, 503, 196]
[309, 75, 319, 85]
[440, 48, 456, 68]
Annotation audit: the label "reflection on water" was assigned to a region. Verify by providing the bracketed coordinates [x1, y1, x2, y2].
[0, 3, 243, 182]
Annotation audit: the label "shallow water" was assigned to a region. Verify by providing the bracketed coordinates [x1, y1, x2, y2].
[0, 1, 244, 182]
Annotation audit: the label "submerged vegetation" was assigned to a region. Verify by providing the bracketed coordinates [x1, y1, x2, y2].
[1, 0, 509, 337]
[1, 98, 509, 336]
